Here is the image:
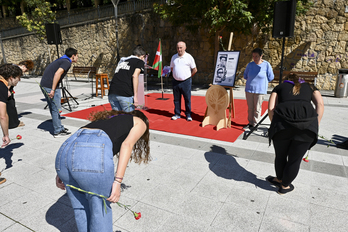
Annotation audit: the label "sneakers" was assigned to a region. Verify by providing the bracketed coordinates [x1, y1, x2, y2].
[171, 115, 181, 120]
[187, 116, 192, 121]
[54, 129, 72, 138]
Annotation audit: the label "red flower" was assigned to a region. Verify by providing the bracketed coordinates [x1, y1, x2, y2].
[12, 90, 15, 94]
[59, 110, 62, 114]
[134, 212, 141, 220]
[16, 135, 22, 140]
[302, 158, 309, 162]
[219, 36, 222, 39]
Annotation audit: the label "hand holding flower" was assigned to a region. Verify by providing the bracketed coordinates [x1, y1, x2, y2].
[106, 181, 121, 203]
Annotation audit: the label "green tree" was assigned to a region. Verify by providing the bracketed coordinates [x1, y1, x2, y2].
[154, 0, 312, 59]
[16, 0, 56, 41]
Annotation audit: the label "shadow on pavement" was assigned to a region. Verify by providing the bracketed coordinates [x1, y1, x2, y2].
[0, 143, 24, 169]
[37, 120, 54, 135]
[46, 194, 78, 232]
[205, 145, 275, 191]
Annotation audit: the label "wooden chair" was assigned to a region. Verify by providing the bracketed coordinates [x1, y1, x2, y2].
[95, 73, 110, 97]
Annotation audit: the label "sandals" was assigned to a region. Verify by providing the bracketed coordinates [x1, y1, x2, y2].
[266, 176, 282, 187]
[277, 184, 295, 195]
[18, 121, 25, 127]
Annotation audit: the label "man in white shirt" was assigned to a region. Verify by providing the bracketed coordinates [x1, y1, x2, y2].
[170, 41, 197, 121]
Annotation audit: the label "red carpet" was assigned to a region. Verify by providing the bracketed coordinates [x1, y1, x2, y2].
[63, 93, 268, 143]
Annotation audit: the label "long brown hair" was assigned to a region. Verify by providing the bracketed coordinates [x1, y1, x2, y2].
[286, 73, 301, 95]
[89, 110, 151, 164]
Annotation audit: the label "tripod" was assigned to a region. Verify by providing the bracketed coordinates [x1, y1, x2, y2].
[61, 80, 79, 111]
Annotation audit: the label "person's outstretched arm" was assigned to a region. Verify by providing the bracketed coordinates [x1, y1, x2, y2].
[268, 92, 278, 121]
[312, 90, 324, 125]
[132, 68, 141, 107]
[0, 101, 9, 147]
[107, 117, 146, 203]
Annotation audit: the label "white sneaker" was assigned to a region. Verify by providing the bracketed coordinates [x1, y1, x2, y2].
[187, 116, 192, 121]
[54, 130, 72, 138]
[171, 115, 181, 120]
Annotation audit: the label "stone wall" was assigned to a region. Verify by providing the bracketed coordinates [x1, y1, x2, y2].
[0, 0, 347, 90]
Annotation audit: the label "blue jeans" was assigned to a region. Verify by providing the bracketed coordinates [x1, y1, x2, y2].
[172, 77, 192, 117]
[108, 94, 134, 112]
[41, 87, 64, 134]
[55, 129, 114, 232]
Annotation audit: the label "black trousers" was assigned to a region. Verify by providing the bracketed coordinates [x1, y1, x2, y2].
[272, 138, 313, 187]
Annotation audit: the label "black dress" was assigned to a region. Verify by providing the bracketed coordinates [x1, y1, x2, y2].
[268, 82, 318, 149]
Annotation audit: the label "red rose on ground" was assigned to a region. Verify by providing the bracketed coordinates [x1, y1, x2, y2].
[302, 158, 309, 162]
[16, 135, 22, 140]
[134, 212, 141, 220]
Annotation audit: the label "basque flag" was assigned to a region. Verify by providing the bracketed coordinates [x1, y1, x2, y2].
[152, 38, 163, 78]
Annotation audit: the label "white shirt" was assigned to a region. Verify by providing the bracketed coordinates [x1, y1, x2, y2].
[170, 52, 196, 81]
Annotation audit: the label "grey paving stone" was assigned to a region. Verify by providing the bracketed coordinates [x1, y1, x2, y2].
[114, 201, 173, 232]
[264, 194, 310, 225]
[209, 202, 263, 232]
[259, 216, 309, 232]
[0, 214, 15, 231]
[310, 204, 348, 232]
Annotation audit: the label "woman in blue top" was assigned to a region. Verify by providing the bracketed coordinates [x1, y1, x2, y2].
[243, 48, 274, 129]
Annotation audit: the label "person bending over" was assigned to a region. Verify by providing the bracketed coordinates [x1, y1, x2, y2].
[55, 110, 150, 232]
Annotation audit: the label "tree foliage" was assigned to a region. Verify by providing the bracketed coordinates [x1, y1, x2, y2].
[154, 0, 313, 35]
[16, 0, 56, 41]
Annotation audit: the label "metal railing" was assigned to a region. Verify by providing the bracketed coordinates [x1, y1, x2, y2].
[1, 0, 164, 39]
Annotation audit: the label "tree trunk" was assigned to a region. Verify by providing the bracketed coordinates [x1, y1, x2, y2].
[20, 1, 25, 14]
[66, 0, 71, 13]
[214, 31, 219, 67]
[94, 0, 99, 7]
[2, 5, 7, 18]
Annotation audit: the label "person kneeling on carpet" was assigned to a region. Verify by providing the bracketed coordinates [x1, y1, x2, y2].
[55, 109, 150, 232]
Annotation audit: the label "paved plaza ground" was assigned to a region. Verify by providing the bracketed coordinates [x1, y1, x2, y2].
[0, 76, 347, 232]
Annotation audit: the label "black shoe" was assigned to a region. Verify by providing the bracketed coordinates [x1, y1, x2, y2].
[277, 184, 294, 195]
[54, 130, 72, 138]
[266, 176, 281, 187]
[63, 127, 69, 132]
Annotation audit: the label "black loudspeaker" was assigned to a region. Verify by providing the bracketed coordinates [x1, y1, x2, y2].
[272, 0, 296, 38]
[45, 23, 62, 45]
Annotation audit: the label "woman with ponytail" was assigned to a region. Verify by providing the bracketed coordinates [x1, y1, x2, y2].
[267, 73, 324, 194]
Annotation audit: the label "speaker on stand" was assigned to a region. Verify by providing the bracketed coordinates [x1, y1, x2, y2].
[243, 0, 296, 140]
[45, 23, 62, 58]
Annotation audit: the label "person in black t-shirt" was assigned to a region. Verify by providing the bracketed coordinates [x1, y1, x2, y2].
[267, 73, 324, 194]
[55, 110, 150, 231]
[0, 64, 22, 185]
[108, 45, 146, 112]
[7, 60, 34, 129]
[40, 48, 78, 137]
[0, 64, 23, 148]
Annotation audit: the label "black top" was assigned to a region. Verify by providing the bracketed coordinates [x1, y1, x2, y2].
[0, 81, 8, 104]
[268, 82, 319, 148]
[40, 59, 71, 88]
[109, 57, 144, 97]
[84, 114, 134, 155]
